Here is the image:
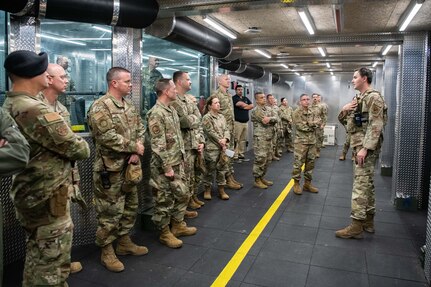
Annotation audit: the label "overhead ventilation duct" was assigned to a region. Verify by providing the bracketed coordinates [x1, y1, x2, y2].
[145, 16, 232, 58]
[40, 0, 159, 28]
[218, 59, 246, 73]
[233, 64, 265, 79]
[272, 73, 280, 84]
[0, 0, 37, 16]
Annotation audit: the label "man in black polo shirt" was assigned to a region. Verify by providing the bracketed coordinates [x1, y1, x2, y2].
[232, 85, 253, 162]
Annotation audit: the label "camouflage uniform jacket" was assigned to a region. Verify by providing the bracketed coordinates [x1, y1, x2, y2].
[147, 100, 185, 173]
[170, 93, 205, 151]
[142, 67, 163, 93]
[339, 88, 386, 150]
[0, 107, 30, 177]
[3, 91, 90, 205]
[292, 106, 320, 144]
[208, 88, 234, 133]
[311, 102, 326, 126]
[251, 105, 277, 140]
[202, 111, 230, 151]
[88, 93, 145, 172]
[279, 105, 293, 124]
[37, 93, 71, 126]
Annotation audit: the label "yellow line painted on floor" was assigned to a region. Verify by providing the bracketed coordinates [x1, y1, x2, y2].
[211, 166, 303, 287]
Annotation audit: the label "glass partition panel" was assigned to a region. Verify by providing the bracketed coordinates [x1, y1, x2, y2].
[39, 19, 112, 132]
[141, 33, 210, 116]
[0, 12, 6, 106]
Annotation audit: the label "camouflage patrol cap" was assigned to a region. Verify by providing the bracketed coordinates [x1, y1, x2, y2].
[4, 50, 48, 78]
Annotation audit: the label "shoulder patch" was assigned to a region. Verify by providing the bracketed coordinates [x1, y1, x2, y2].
[44, 112, 62, 122]
[93, 111, 105, 121]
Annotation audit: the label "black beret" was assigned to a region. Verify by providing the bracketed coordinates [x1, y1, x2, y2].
[4, 50, 48, 78]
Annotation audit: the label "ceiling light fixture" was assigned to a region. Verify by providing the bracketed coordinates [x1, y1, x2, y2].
[372, 62, 378, 67]
[382, 45, 393, 56]
[39, 34, 86, 46]
[297, 8, 316, 35]
[254, 49, 271, 59]
[317, 47, 326, 57]
[280, 64, 289, 69]
[163, 67, 178, 71]
[295, 72, 300, 76]
[91, 48, 111, 51]
[177, 50, 199, 58]
[183, 65, 197, 70]
[203, 16, 237, 39]
[398, 0, 424, 31]
[326, 62, 331, 68]
[330, 71, 334, 75]
[148, 54, 175, 62]
[92, 26, 112, 33]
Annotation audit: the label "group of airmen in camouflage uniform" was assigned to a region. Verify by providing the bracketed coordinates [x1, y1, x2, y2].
[0, 48, 385, 286]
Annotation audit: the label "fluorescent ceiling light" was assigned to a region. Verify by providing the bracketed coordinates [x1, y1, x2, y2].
[254, 49, 271, 59]
[372, 61, 378, 67]
[298, 9, 315, 35]
[326, 62, 331, 68]
[295, 72, 300, 76]
[91, 48, 111, 51]
[148, 54, 174, 62]
[382, 45, 392, 55]
[203, 16, 237, 39]
[39, 34, 86, 46]
[317, 47, 326, 57]
[280, 64, 289, 69]
[177, 50, 199, 58]
[183, 66, 196, 70]
[93, 26, 112, 33]
[399, 1, 423, 31]
[330, 72, 334, 75]
[68, 38, 111, 41]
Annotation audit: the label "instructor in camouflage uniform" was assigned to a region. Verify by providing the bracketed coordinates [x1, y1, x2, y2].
[171, 71, 205, 214]
[251, 92, 278, 189]
[88, 67, 148, 273]
[3, 50, 90, 287]
[291, 94, 320, 195]
[207, 74, 242, 190]
[279, 97, 294, 153]
[147, 78, 197, 249]
[336, 67, 386, 239]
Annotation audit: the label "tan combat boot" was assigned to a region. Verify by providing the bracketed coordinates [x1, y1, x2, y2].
[339, 153, 346, 161]
[184, 210, 198, 219]
[101, 244, 124, 272]
[171, 219, 197, 237]
[254, 178, 268, 189]
[226, 175, 242, 190]
[303, 180, 318, 193]
[218, 185, 229, 200]
[192, 194, 205, 206]
[70, 262, 82, 274]
[203, 186, 212, 200]
[261, 178, 273, 186]
[363, 214, 375, 233]
[335, 219, 364, 239]
[228, 174, 243, 188]
[293, 180, 302, 195]
[116, 234, 148, 256]
[188, 197, 201, 209]
[159, 225, 183, 248]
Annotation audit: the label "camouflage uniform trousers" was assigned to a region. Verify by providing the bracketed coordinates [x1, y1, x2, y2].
[351, 147, 379, 220]
[93, 171, 138, 247]
[292, 143, 316, 181]
[342, 133, 351, 155]
[19, 191, 73, 286]
[151, 163, 189, 229]
[184, 149, 199, 196]
[271, 127, 278, 157]
[253, 136, 272, 178]
[276, 129, 284, 156]
[284, 126, 294, 152]
[203, 149, 228, 187]
[316, 127, 325, 149]
[227, 130, 235, 176]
